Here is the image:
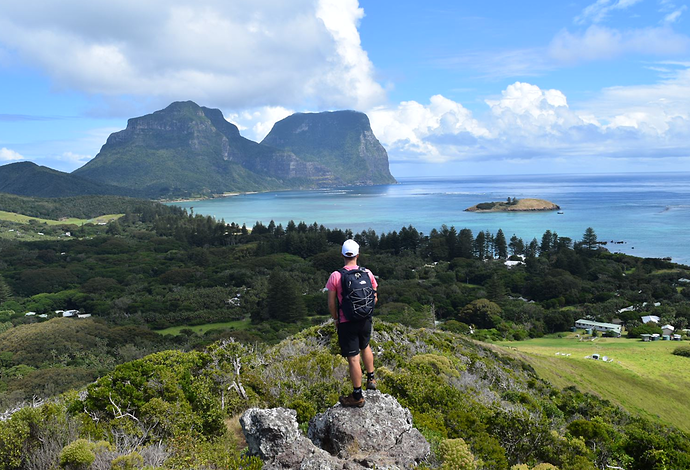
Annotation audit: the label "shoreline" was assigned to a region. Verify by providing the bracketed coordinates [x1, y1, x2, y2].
[160, 191, 258, 204]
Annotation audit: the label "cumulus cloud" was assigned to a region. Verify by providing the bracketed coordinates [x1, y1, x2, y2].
[368, 71, 690, 166]
[368, 95, 490, 163]
[226, 106, 294, 142]
[0, 0, 384, 112]
[549, 25, 690, 63]
[0, 148, 24, 161]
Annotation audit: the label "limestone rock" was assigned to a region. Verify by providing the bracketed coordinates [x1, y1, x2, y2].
[240, 391, 429, 469]
[240, 407, 302, 460]
[308, 391, 429, 468]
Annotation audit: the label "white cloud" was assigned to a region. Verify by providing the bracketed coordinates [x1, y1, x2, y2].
[369, 71, 690, 166]
[549, 25, 690, 63]
[368, 95, 490, 163]
[226, 106, 294, 142]
[56, 151, 92, 166]
[0, 0, 384, 111]
[0, 148, 24, 161]
[575, 0, 644, 25]
[663, 6, 687, 23]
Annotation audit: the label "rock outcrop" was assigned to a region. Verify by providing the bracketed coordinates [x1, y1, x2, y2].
[240, 391, 429, 469]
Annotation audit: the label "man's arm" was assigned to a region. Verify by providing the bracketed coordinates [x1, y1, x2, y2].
[328, 289, 338, 321]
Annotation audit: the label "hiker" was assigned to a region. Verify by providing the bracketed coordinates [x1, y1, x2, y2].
[327, 239, 378, 407]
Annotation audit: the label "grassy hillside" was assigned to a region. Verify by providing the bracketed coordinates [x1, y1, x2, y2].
[0, 210, 122, 226]
[499, 335, 690, 432]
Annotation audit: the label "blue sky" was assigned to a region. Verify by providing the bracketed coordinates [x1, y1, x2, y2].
[1, 0, 690, 177]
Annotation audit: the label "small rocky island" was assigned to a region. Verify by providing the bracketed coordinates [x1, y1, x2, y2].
[465, 197, 560, 212]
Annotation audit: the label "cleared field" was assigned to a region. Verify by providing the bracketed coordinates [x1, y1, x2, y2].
[497, 335, 690, 432]
[0, 210, 123, 226]
[154, 319, 252, 336]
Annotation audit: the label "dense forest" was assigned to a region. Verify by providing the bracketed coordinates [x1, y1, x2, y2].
[1, 194, 689, 469]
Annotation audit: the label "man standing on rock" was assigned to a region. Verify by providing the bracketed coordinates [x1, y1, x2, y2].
[327, 239, 378, 407]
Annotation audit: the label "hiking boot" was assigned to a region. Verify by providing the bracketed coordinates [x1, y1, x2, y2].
[366, 378, 377, 391]
[339, 393, 365, 408]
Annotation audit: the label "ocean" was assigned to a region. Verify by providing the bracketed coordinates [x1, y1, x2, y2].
[170, 172, 690, 265]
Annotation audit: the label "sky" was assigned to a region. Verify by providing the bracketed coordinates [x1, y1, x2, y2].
[1, 0, 690, 177]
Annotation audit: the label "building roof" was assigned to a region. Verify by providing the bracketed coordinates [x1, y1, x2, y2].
[575, 319, 622, 331]
[641, 315, 660, 324]
[662, 324, 675, 331]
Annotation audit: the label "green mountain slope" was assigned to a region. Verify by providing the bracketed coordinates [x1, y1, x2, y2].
[4, 323, 690, 469]
[262, 110, 397, 185]
[0, 161, 141, 198]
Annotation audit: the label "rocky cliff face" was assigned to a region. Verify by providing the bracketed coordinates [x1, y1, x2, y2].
[262, 111, 397, 186]
[241, 391, 429, 469]
[72, 103, 394, 198]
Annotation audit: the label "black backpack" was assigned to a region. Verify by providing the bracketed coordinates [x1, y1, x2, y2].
[339, 267, 376, 321]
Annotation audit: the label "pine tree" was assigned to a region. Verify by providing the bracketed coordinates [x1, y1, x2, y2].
[582, 227, 598, 251]
[458, 229, 474, 259]
[0, 275, 11, 304]
[474, 232, 486, 259]
[495, 229, 508, 259]
[540, 230, 552, 255]
[266, 270, 306, 322]
[509, 234, 525, 256]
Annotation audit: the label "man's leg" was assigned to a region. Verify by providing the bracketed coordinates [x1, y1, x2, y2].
[347, 353, 362, 388]
[361, 345, 374, 374]
[361, 345, 376, 390]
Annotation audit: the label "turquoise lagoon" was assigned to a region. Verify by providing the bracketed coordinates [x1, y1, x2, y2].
[170, 172, 690, 265]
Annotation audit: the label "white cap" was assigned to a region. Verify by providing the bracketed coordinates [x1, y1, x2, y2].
[342, 239, 359, 258]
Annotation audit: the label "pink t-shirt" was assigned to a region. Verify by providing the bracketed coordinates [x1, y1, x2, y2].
[326, 265, 378, 323]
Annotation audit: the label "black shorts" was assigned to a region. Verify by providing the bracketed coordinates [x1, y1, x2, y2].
[338, 317, 372, 357]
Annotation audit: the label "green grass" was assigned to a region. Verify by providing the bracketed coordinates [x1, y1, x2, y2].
[0, 210, 123, 225]
[498, 335, 690, 432]
[154, 319, 252, 336]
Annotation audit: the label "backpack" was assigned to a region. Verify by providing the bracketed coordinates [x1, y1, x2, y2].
[339, 267, 376, 321]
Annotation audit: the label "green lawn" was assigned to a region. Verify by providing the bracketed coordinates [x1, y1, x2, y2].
[498, 335, 690, 432]
[0, 210, 123, 226]
[154, 319, 252, 336]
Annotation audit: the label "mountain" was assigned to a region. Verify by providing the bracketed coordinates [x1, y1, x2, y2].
[262, 110, 397, 185]
[0, 161, 140, 198]
[72, 102, 360, 198]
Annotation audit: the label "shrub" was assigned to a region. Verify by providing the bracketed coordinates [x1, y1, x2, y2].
[439, 438, 476, 470]
[111, 452, 144, 470]
[59, 439, 96, 469]
[672, 345, 690, 358]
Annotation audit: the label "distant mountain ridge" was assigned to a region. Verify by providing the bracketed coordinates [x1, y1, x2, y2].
[0, 161, 141, 198]
[70, 101, 396, 198]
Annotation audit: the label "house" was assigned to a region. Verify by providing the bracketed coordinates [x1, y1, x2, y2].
[77, 314, 91, 319]
[62, 310, 78, 317]
[661, 324, 675, 336]
[574, 319, 622, 336]
[24, 311, 36, 316]
[641, 315, 660, 324]
[640, 334, 652, 342]
[38, 314, 48, 318]
[673, 334, 682, 341]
